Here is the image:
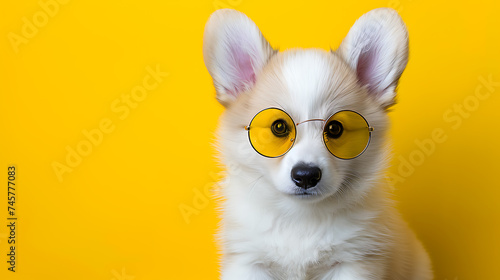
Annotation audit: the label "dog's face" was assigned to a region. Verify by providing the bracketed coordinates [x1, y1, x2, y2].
[203, 9, 408, 207]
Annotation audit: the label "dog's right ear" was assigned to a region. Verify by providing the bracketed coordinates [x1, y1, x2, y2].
[203, 9, 275, 107]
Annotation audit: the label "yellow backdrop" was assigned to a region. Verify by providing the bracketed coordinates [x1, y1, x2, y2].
[1, 0, 499, 279]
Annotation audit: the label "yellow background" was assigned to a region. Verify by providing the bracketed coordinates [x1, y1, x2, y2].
[1, 0, 499, 279]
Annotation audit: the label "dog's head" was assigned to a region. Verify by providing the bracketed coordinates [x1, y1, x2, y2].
[203, 9, 408, 208]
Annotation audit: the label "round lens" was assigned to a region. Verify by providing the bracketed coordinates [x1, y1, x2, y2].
[247, 108, 296, 158]
[323, 111, 371, 159]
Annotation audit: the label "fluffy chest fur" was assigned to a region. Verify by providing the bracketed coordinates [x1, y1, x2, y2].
[220, 176, 395, 279]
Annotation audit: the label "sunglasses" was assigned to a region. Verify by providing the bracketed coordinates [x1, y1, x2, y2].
[244, 108, 374, 159]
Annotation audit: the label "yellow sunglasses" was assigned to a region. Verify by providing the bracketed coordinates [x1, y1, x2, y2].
[244, 108, 374, 159]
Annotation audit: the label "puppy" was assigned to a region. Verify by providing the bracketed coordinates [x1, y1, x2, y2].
[203, 8, 432, 280]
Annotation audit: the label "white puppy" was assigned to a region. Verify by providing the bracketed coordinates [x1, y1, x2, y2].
[203, 8, 432, 280]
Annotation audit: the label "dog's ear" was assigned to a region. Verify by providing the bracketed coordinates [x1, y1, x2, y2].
[203, 9, 275, 107]
[338, 8, 409, 109]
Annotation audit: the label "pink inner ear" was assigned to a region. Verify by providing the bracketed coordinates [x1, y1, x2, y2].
[356, 43, 383, 94]
[227, 42, 256, 96]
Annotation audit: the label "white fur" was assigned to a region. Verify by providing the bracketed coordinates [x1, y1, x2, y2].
[203, 8, 432, 280]
[338, 8, 409, 108]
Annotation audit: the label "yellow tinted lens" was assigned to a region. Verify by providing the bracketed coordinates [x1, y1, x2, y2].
[323, 111, 370, 159]
[248, 108, 296, 157]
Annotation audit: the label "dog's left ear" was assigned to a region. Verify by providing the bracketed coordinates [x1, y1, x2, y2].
[338, 8, 409, 109]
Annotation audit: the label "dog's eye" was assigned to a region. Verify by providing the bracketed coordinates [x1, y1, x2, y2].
[271, 119, 289, 137]
[325, 120, 343, 139]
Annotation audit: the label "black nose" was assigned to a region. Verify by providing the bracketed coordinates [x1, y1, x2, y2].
[291, 163, 322, 189]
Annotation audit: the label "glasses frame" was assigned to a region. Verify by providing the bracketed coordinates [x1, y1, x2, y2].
[244, 107, 374, 159]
